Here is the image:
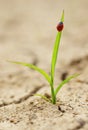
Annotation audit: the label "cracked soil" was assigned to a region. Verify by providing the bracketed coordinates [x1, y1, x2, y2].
[0, 0, 88, 130]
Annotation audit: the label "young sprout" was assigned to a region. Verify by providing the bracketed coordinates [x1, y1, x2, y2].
[8, 11, 79, 104]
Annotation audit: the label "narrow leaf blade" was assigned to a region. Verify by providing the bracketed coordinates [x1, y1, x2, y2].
[8, 61, 50, 84]
[61, 10, 64, 22]
[34, 94, 51, 102]
[51, 32, 61, 80]
[55, 74, 80, 95]
[51, 11, 64, 81]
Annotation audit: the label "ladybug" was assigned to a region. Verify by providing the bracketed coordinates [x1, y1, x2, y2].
[56, 21, 64, 32]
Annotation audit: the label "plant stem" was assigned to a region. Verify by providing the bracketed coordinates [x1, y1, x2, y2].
[50, 79, 56, 104]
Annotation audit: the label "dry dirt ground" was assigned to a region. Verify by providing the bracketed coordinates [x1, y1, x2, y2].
[0, 0, 88, 130]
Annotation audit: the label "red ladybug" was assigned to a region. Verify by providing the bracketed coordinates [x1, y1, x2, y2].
[56, 22, 64, 32]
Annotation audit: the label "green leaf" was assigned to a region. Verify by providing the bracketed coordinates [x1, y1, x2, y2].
[50, 11, 64, 81]
[61, 10, 64, 22]
[51, 32, 61, 80]
[34, 94, 51, 102]
[50, 32, 62, 103]
[55, 74, 80, 95]
[49, 11, 64, 104]
[8, 61, 51, 84]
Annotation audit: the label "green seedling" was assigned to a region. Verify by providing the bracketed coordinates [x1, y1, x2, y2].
[8, 11, 79, 104]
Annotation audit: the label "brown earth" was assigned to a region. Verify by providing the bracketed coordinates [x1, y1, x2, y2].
[0, 0, 88, 130]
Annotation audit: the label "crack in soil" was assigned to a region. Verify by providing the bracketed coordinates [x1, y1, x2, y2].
[26, 50, 39, 66]
[0, 85, 43, 108]
[72, 119, 86, 130]
[60, 72, 68, 80]
[69, 55, 88, 71]
[76, 80, 88, 84]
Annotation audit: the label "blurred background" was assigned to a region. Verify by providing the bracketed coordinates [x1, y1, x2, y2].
[0, 0, 88, 75]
